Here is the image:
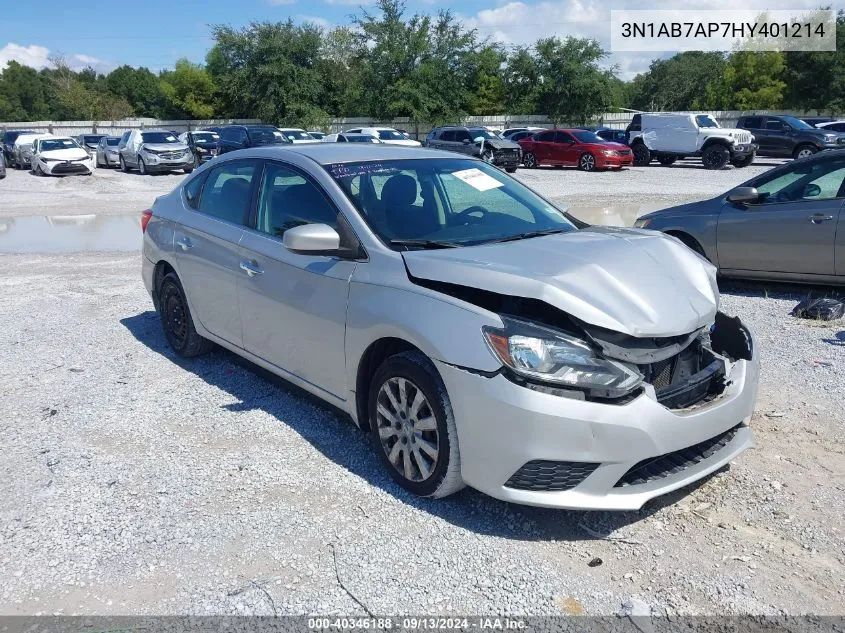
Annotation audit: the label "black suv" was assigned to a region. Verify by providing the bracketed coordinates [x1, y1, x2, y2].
[424, 126, 521, 172]
[182, 130, 219, 165]
[1, 129, 36, 164]
[737, 115, 845, 159]
[217, 125, 291, 156]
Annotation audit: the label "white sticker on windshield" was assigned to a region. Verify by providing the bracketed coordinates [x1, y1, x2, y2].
[451, 168, 504, 192]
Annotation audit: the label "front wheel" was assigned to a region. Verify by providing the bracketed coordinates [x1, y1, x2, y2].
[702, 145, 730, 170]
[158, 273, 213, 358]
[138, 157, 147, 175]
[183, 166, 194, 174]
[369, 351, 463, 498]
[731, 152, 756, 168]
[632, 143, 651, 166]
[523, 152, 537, 168]
[578, 153, 596, 171]
[793, 144, 817, 160]
[505, 166, 517, 173]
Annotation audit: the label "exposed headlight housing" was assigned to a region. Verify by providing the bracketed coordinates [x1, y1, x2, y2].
[482, 316, 642, 398]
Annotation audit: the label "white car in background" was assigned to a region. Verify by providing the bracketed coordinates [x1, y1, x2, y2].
[347, 127, 421, 146]
[32, 136, 94, 176]
[278, 128, 319, 144]
[12, 133, 53, 169]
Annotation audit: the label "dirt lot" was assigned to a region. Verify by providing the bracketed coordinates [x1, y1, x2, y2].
[0, 157, 842, 617]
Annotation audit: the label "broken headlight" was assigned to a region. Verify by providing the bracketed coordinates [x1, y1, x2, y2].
[483, 316, 642, 398]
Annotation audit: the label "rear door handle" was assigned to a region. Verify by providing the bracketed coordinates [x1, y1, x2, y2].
[239, 260, 264, 277]
[176, 236, 193, 250]
[808, 213, 834, 223]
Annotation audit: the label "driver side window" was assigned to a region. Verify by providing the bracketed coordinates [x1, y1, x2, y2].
[756, 161, 845, 204]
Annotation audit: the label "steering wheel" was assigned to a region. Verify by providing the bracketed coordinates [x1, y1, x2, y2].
[451, 205, 490, 225]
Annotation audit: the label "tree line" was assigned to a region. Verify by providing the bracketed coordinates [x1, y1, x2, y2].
[1, 1, 843, 127]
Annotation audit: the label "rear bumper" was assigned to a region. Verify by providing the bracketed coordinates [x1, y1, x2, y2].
[436, 347, 759, 510]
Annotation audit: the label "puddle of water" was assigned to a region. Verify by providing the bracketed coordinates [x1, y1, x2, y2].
[0, 214, 141, 253]
[562, 202, 670, 227]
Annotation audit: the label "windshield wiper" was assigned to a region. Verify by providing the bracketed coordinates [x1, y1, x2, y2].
[482, 228, 569, 244]
[390, 239, 463, 250]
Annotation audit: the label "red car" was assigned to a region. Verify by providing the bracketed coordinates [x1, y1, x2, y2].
[518, 129, 633, 171]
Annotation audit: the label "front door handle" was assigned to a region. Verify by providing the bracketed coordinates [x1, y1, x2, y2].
[176, 236, 193, 250]
[239, 260, 264, 277]
[808, 213, 834, 223]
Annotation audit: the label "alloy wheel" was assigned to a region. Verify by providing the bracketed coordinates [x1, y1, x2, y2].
[797, 147, 815, 159]
[374, 376, 439, 482]
[580, 153, 595, 171]
[524, 152, 537, 168]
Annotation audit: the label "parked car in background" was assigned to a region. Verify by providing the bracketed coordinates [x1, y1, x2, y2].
[77, 134, 107, 154]
[0, 152, 6, 179]
[737, 115, 845, 159]
[635, 149, 845, 284]
[358, 127, 422, 147]
[279, 128, 318, 144]
[95, 136, 122, 168]
[32, 136, 94, 176]
[307, 131, 326, 140]
[590, 127, 629, 145]
[630, 113, 756, 169]
[216, 125, 291, 156]
[505, 130, 536, 143]
[141, 143, 758, 510]
[118, 129, 193, 174]
[321, 133, 382, 143]
[502, 127, 544, 139]
[178, 130, 219, 166]
[424, 126, 520, 172]
[519, 129, 633, 171]
[200, 126, 225, 136]
[801, 117, 835, 128]
[816, 120, 845, 134]
[12, 133, 53, 169]
[1, 129, 36, 165]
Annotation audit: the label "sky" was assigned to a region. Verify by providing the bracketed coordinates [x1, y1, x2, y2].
[0, 0, 829, 81]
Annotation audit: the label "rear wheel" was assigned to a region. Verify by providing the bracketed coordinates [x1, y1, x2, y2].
[158, 273, 213, 358]
[702, 144, 730, 170]
[793, 144, 817, 160]
[578, 153, 596, 171]
[523, 152, 537, 168]
[632, 143, 651, 166]
[369, 351, 463, 498]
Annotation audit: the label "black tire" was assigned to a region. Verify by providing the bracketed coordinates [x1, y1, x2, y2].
[578, 152, 596, 171]
[632, 143, 651, 166]
[523, 152, 537, 168]
[730, 152, 755, 168]
[793, 144, 817, 160]
[702, 144, 730, 170]
[158, 272, 213, 358]
[184, 166, 194, 174]
[657, 155, 677, 166]
[368, 351, 463, 498]
[668, 232, 709, 261]
[120, 155, 129, 173]
[138, 157, 147, 175]
[505, 167, 517, 173]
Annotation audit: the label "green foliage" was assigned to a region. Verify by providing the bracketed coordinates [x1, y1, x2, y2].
[783, 12, 845, 113]
[629, 52, 726, 111]
[159, 59, 215, 119]
[705, 51, 786, 110]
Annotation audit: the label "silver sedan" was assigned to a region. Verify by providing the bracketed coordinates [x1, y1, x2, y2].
[141, 144, 759, 510]
[636, 149, 845, 284]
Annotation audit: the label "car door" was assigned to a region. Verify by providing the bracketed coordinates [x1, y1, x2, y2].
[174, 158, 260, 348]
[237, 160, 357, 399]
[531, 131, 556, 164]
[717, 157, 845, 276]
[553, 131, 579, 165]
[453, 129, 475, 156]
[764, 118, 792, 156]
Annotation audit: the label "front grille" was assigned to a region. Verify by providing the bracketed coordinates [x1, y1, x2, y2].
[52, 163, 89, 174]
[638, 338, 725, 409]
[614, 149, 632, 156]
[504, 460, 599, 492]
[614, 424, 741, 487]
[735, 132, 752, 144]
[159, 151, 183, 160]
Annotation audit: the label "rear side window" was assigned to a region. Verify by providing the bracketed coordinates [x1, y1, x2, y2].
[765, 118, 785, 131]
[220, 127, 247, 143]
[454, 130, 472, 142]
[198, 160, 258, 224]
[742, 117, 763, 129]
[440, 130, 456, 142]
[183, 173, 207, 210]
[536, 131, 555, 142]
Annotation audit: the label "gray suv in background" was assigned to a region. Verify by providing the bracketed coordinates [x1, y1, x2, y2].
[424, 126, 521, 172]
[118, 129, 193, 175]
[737, 115, 845, 159]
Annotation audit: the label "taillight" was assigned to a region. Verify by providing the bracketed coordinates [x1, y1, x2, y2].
[141, 209, 153, 233]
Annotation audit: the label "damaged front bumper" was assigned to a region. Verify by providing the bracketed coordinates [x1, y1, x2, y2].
[438, 317, 759, 511]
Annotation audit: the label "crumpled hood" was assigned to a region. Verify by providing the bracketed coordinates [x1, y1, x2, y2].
[403, 227, 719, 337]
[142, 143, 188, 152]
[39, 148, 90, 161]
[479, 137, 521, 150]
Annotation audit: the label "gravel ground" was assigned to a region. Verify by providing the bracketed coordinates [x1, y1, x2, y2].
[0, 155, 843, 617]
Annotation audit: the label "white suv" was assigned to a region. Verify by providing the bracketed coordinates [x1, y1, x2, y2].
[629, 113, 757, 170]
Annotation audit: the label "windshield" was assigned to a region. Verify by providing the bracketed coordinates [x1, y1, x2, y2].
[142, 132, 178, 144]
[41, 138, 81, 152]
[782, 115, 813, 130]
[695, 115, 719, 128]
[327, 158, 577, 248]
[247, 127, 290, 144]
[572, 130, 605, 144]
[377, 130, 406, 140]
[283, 130, 313, 140]
[468, 129, 498, 140]
[192, 132, 218, 142]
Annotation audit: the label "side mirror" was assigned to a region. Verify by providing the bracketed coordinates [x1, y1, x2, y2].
[282, 223, 340, 254]
[803, 183, 822, 198]
[726, 186, 760, 204]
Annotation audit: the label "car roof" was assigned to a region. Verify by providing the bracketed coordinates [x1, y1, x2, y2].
[222, 144, 466, 165]
[140, 128, 176, 133]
